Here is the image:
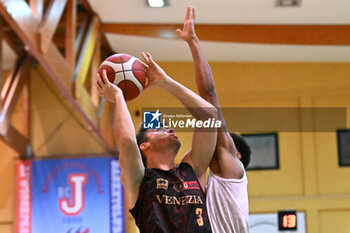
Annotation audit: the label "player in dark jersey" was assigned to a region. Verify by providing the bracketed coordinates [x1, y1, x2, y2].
[96, 52, 217, 233]
[130, 162, 211, 233]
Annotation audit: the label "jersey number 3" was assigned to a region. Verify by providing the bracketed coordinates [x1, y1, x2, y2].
[196, 208, 204, 226]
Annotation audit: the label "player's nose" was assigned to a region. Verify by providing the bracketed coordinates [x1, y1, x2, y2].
[168, 128, 175, 133]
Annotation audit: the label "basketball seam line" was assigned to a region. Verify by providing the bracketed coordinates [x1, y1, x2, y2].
[121, 59, 128, 99]
[113, 70, 145, 74]
[118, 55, 132, 63]
[103, 56, 132, 64]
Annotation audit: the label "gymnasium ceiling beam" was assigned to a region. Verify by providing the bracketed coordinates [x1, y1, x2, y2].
[0, 56, 30, 122]
[22, 74, 30, 139]
[74, 16, 100, 87]
[81, 0, 93, 14]
[29, 0, 43, 21]
[65, 0, 76, 68]
[77, 0, 113, 57]
[2, 30, 24, 56]
[0, 56, 30, 155]
[0, 0, 114, 152]
[55, 2, 114, 59]
[102, 23, 350, 45]
[39, 0, 67, 52]
[0, 125, 28, 155]
[73, 16, 103, 139]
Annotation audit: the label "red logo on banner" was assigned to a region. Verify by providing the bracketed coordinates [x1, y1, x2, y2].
[59, 173, 88, 216]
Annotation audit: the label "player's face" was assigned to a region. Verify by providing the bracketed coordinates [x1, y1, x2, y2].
[146, 127, 181, 150]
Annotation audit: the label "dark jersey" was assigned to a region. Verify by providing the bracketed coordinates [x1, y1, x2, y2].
[130, 163, 212, 233]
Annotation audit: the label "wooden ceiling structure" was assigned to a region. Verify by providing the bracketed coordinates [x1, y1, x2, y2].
[0, 0, 114, 157]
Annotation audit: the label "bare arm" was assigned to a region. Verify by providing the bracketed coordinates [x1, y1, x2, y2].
[177, 6, 244, 179]
[142, 52, 217, 179]
[96, 71, 144, 209]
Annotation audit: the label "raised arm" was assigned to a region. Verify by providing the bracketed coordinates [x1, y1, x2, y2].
[96, 70, 144, 209]
[177, 6, 244, 179]
[142, 52, 217, 180]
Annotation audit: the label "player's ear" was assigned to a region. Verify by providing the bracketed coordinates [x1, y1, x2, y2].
[140, 142, 149, 152]
[236, 151, 242, 159]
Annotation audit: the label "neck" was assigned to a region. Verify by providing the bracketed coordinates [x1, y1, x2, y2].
[146, 151, 176, 170]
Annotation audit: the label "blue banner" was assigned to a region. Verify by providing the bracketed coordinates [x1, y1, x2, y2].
[16, 156, 124, 233]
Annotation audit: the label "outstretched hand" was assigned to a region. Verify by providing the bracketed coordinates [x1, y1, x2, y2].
[95, 69, 122, 103]
[176, 6, 197, 42]
[141, 52, 169, 90]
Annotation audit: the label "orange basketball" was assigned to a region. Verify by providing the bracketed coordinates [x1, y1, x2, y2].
[98, 53, 146, 101]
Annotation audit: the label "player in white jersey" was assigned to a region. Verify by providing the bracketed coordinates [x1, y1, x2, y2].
[177, 6, 252, 233]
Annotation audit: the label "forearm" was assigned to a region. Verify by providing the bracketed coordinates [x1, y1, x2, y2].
[160, 76, 217, 120]
[187, 37, 231, 136]
[187, 37, 233, 130]
[113, 91, 144, 188]
[113, 92, 137, 145]
[187, 38, 220, 107]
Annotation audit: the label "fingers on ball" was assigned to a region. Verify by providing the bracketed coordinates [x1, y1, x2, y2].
[97, 73, 105, 87]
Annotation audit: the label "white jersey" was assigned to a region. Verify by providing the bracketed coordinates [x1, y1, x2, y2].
[206, 170, 250, 233]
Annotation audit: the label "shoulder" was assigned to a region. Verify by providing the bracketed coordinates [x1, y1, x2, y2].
[179, 162, 192, 168]
[178, 162, 195, 172]
[209, 169, 247, 183]
[177, 162, 199, 180]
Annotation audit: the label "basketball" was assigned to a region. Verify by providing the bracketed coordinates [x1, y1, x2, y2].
[98, 53, 146, 101]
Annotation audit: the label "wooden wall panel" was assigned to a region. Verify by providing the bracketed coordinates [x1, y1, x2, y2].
[102, 23, 350, 45]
